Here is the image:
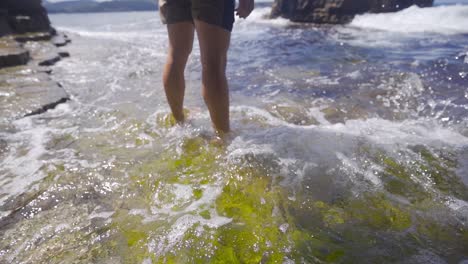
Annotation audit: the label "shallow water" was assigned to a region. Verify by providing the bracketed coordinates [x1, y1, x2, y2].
[1, 2, 468, 263]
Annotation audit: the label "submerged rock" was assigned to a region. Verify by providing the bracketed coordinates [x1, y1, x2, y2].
[270, 0, 434, 24]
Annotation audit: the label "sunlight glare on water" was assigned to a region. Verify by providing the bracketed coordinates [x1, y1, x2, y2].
[1, 2, 468, 263]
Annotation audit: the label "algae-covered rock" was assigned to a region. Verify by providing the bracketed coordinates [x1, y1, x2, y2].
[267, 104, 319, 126]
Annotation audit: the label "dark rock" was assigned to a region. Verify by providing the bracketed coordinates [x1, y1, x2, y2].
[271, 0, 434, 24]
[15, 32, 52, 43]
[0, 48, 30, 68]
[58, 51, 70, 58]
[5, 0, 52, 34]
[0, 1, 58, 70]
[52, 33, 72, 47]
[0, 38, 30, 68]
[0, 1, 71, 122]
[24, 97, 69, 117]
[0, 10, 12, 37]
[0, 0, 52, 36]
[0, 138, 7, 158]
[38, 55, 61, 66]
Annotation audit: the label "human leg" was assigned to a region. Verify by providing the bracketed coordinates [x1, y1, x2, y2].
[194, 20, 231, 133]
[162, 22, 194, 122]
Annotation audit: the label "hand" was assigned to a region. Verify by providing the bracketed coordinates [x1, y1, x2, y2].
[236, 0, 254, 19]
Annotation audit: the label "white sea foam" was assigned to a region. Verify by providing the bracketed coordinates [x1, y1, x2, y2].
[235, 7, 291, 28]
[327, 118, 468, 148]
[226, 105, 468, 194]
[350, 5, 468, 35]
[336, 152, 383, 187]
[0, 118, 49, 205]
[232, 104, 468, 148]
[0, 104, 77, 205]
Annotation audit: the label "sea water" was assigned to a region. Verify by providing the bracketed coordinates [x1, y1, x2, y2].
[0, 1, 467, 263]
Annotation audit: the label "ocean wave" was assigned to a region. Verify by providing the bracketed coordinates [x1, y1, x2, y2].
[350, 5, 468, 34]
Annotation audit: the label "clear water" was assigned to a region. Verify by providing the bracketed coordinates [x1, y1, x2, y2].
[1, 3, 468, 263]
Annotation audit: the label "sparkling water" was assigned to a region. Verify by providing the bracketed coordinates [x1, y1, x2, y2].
[1, 2, 467, 263]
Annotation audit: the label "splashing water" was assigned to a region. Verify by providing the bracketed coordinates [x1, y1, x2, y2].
[1, 3, 468, 263]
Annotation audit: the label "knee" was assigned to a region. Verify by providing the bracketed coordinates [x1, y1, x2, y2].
[167, 46, 192, 69]
[201, 57, 226, 81]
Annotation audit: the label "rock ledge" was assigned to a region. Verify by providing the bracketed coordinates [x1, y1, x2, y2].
[270, 0, 434, 24]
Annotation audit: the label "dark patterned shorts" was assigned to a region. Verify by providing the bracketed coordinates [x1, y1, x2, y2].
[159, 0, 235, 32]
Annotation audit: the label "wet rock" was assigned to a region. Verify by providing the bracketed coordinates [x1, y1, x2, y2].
[52, 33, 72, 47]
[24, 97, 69, 117]
[15, 32, 53, 43]
[267, 104, 319, 125]
[321, 104, 369, 124]
[0, 10, 12, 36]
[0, 67, 70, 119]
[0, 37, 30, 68]
[14, 81, 69, 118]
[0, 138, 7, 158]
[58, 51, 70, 58]
[38, 54, 61, 66]
[0, 0, 61, 70]
[24, 40, 69, 67]
[270, 0, 434, 24]
[3, 0, 53, 35]
[0, 47, 29, 68]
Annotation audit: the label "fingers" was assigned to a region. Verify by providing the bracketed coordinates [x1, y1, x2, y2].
[236, 0, 254, 19]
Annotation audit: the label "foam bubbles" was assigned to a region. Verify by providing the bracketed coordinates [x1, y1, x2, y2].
[350, 5, 468, 35]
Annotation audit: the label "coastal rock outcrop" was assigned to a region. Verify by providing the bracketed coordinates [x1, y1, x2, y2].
[0, 0, 70, 120]
[0, 38, 30, 68]
[270, 0, 434, 24]
[0, 0, 56, 67]
[0, 0, 52, 35]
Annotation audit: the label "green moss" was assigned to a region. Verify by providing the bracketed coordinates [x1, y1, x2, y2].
[325, 249, 345, 262]
[135, 137, 150, 146]
[214, 169, 286, 262]
[382, 156, 410, 180]
[313, 201, 346, 227]
[347, 194, 411, 231]
[94, 140, 466, 263]
[215, 226, 265, 263]
[102, 209, 159, 264]
[373, 154, 432, 203]
[417, 147, 468, 200]
[416, 219, 454, 243]
[155, 109, 190, 128]
[193, 188, 203, 200]
[212, 246, 240, 264]
[125, 136, 225, 214]
[199, 210, 211, 220]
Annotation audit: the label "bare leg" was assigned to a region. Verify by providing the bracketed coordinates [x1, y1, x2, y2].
[163, 22, 194, 122]
[194, 20, 231, 133]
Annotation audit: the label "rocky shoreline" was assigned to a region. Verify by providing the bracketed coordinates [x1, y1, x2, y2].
[0, 0, 71, 126]
[270, 0, 434, 24]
